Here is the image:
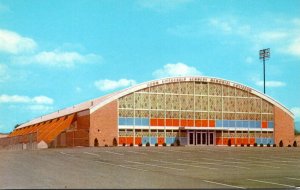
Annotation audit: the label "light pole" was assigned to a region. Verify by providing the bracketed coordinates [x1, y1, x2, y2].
[259, 48, 270, 94]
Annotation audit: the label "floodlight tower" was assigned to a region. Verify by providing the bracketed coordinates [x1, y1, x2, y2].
[259, 48, 270, 94]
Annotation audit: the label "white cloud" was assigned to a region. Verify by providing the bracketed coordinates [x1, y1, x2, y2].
[286, 38, 300, 57]
[14, 50, 101, 68]
[258, 31, 287, 42]
[209, 18, 232, 33]
[0, 64, 9, 82]
[153, 62, 202, 78]
[137, 0, 192, 12]
[94, 79, 137, 91]
[245, 56, 253, 64]
[0, 94, 54, 104]
[291, 107, 300, 119]
[32, 96, 53, 105]
[255, 80, 286, 87]
[27, 105, 54, 113]
[75, 87, 82, 93]
[0, 29, 37, 54]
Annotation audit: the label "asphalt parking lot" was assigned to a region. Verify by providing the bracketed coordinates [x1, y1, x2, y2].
[1, 146, 300, 189]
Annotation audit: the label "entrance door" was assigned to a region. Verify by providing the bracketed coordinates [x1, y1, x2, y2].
[188, 132, 194, 145]
[208, 132, 214, 145]
[201, 132, 207, 145]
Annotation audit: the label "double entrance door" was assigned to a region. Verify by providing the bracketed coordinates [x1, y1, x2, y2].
[188, 130, 215, 145]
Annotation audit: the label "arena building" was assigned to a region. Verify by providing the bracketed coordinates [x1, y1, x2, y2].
[0, 76, 295, 149]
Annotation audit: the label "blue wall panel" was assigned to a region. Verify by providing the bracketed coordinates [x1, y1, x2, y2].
[134, 118, 142, 125]
[216, 120, 223, 127]
[249, 121, 255, 128]
[229, 120, 235, 127]
[166, 137, 175, 145]
[236, 120, 242, 127]
[119, 117, 126, 125]
[242, 121, 249, 128]
[268, 121, 274, 128]
[255, 121, 261, 128]
[223, 120, 229, 127]
[141, 118, 149, 126]
[142, 137, 149, 145]
[150, 137, 157, 144]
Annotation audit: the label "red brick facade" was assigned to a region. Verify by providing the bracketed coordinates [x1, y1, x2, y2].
[274, 106, 295, 146]
[89, 100, 118, 146]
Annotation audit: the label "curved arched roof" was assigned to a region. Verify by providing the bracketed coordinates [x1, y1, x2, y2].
[16, 76, 294, 129]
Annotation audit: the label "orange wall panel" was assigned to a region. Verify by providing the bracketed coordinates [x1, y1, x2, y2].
[187, 120, 194, 126]
[166, 119, 172, 126]
[195, 120, 201, 127]
[249, 138, 255, 145]
[119, 137, 126, 145]
[242, 138, 248, 145]
[150, 119, 157, 126]
[262, 121, 268, 128]
[126, 137, 134, 145]
[201, 120, 208, 127]
[180, 119, 187, 126]
[173, 119, 179, 126]
[216, 137, 222, 145]
[158, 137, 164, 145]
[135, 137, 142, 145]
[209, 120, 215, 127]
[157, 119, 165, 126]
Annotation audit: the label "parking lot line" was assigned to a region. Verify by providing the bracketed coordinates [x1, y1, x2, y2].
[226, 158, 281, 169]
[226, 157, 251, 162]
[178, 158, 251, 170]
[59, 152, 74, 157]
[202, 180, 246, 189]
[125, 160, 184, 171]
[83, 152, 100, 157]
[248, 156, 296, 163]
[200, 158, 251, 169]
[164, 149, 191, 154]
[286, 177, 300, 181]
[247, 179, 295, 188]
[144, 150, 169, 154]
[151, 159, 218, 170]
[125, 150, 147, 155]
[95, 160, 149, 172]
[105, 151, 124, 156]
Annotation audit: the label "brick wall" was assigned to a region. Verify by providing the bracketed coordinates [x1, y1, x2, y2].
[89, 100, 118, 146]
[274, 106, 295, 146]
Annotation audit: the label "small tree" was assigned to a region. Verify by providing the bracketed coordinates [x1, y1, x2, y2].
[241, 143, 244, 147]
[260, 143, 263, 147]
[138, 143, 143, 147]
[94, 138, 99, 147]
[247, 144, 250, 147]
[155, 143, 158, 147]
[146, 142, 150, 147]
[228, 139, 232, 147]
[273, 144, 276, 147]
[175, 138, 181, 146]
[279, 140, 283, 147]
[267, 143, 270, 147]
[112, 138, 118, 146]
[130, 143, 133, 147]
[254, 143, 257, 147]
[293, 141, 297, 147]
[122, 143, 126, 146]
[163, 142, 166, 146]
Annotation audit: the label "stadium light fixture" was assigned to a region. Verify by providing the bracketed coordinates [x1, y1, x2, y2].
[259, 48, 270, 94]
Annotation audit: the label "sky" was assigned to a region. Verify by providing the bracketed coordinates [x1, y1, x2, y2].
[0, 0, 300, 133]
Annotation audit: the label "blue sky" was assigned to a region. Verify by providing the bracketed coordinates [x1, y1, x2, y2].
[0, 0, 300, 133]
